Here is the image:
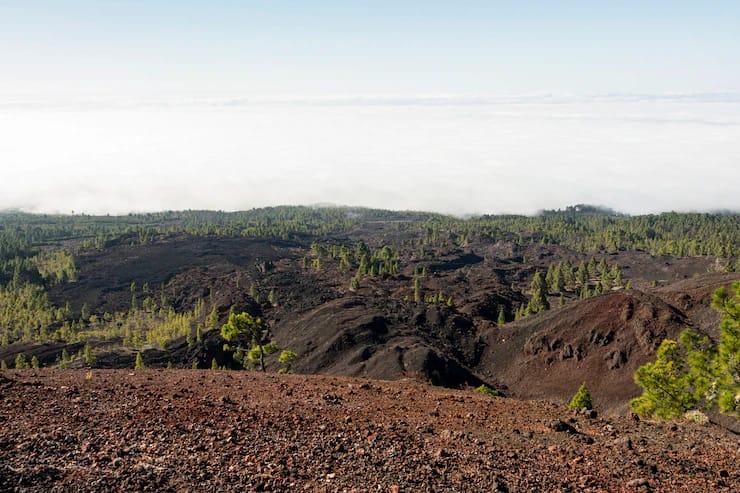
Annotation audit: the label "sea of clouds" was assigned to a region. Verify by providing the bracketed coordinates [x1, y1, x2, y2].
[1, 94, 738, 215]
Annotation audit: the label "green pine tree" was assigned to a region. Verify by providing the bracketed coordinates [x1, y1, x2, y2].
[526, 271, 550, 314]
[568, 382, 594, 410]
[82, 343, 95, 366]
[134, 352, 145, 370]
[15, 353, 29, 369]
[250, 283, 260, 302]
[497, 306, 506, 325]
[207, 305, 219, 328]
[630, 282, 739, 419]
[221, 311, 278, 372]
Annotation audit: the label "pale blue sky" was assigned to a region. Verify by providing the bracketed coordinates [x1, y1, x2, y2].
[1, 2, 739, 214]
[2, 1, 739, 98]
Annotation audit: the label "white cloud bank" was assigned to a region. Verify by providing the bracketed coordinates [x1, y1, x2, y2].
[1, 94, 738, 215]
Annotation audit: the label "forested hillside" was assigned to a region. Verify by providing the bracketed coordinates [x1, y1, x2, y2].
[1, 205, 738, 415]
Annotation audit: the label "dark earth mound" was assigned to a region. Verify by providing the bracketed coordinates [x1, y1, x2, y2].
[476, 289, 694, 412]
[48, 235, 302, 315]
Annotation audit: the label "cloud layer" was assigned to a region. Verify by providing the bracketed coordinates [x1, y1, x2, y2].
[1, 94, 738, 215]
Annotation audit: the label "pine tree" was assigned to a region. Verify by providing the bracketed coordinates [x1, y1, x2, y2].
[250, 283, 260, 302]
[553, 265, 566, 293]
[134, 352, 145, 370]
[221, 311, 277, 372]
[350, 276, 360, 291]
[130, 281, 138, 311]
[31, 355, 39, 369]
[191, 360, 199, 369]
[576, 262, 588, 287]
[211, 358, 219, 370]
[82, 343, 95, 366]
[59, 348, 70, 369]
[497, 307, 506, 325]
[545, 264, 555, 291]
[527, 271, 550, 314]
[15, 353, 29, 369]
[413, 277, 422, 303]
[568, 382, 594, 410]
[711, 283, 739, 415]
[630, 282, 739, 419]
[0, 359, 7, 370]
[207, 306, 219, 328]
[268, 289, 277, 306]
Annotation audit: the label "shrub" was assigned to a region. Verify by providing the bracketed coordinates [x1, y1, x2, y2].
[569, 382, 594, 410]
[278, 350, 297, 373]
[475, 384, 501, 397]
[684, 410, 709, 425]
[134, 352, 145, 370]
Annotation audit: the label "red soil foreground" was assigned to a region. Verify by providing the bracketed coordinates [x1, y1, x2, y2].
[0, 370, 737, 492]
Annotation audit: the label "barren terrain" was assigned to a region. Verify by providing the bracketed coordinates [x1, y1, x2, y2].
[1, 370, 737, 492]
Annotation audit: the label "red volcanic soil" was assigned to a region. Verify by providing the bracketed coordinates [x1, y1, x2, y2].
[1, 370, 737, 492]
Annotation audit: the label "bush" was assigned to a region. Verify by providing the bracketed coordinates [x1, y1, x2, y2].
[475, 384, 501, 397]
[278, 349, 297, 373]
[684, 410, 709, 425]
[569, 383, 594, 410]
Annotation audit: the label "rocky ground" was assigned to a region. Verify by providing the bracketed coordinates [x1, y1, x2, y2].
[1, 370, 737, 492]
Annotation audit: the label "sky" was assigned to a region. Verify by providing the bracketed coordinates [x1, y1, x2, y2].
[1, 1, 739, 215]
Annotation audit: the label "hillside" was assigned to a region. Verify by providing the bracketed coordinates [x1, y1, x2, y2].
[1, 207, 738, 415]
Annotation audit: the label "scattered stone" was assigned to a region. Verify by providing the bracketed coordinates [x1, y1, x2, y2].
[626, 477, 649, 488]
[549, 419, 578, 434]
[2, 370, 736, 492]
